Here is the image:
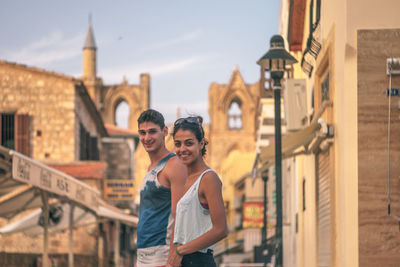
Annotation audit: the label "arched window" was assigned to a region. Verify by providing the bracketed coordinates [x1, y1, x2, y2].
[115, 100, 130, 128]
[228, 100, 242, 130]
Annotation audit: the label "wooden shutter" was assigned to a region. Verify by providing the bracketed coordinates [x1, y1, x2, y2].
[316, 150, 331, 267]
[15, 114, 30, 156]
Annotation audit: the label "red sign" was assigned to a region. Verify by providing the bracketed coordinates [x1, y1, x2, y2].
[243, 202, 264, 228]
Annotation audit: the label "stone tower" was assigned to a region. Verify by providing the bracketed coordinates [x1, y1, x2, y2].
[81, 23, 150, 132]
[82, 23, 103, 109]
[208, 66, 260, 174]
[83, 24, 96, 80]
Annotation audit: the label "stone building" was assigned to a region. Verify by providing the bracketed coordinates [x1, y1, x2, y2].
[0, 60, 106, 163]
[0, 59, 108, 266]
[0, 23, 146, 267]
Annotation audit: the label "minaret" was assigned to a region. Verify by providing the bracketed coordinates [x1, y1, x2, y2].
[82, 18, 102, 108]
[83, 22, 97, 80]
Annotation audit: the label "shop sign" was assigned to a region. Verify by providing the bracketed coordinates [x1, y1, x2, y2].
[243, 202, 264, 228]
[104, 179, 135, 200]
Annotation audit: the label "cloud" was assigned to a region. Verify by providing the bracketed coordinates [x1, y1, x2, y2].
[144, 29, 202, 50]
[100, 56, 204, 84]
[1, 31, 84, 67]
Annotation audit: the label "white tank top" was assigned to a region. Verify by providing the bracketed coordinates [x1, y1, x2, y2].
[173, 169, 217, 253]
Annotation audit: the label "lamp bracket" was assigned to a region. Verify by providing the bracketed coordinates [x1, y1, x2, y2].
[387, 58, 400, 75]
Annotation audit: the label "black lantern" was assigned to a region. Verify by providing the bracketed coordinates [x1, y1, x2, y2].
[257, 35, 297, 88]
[257, 35, 297, 267]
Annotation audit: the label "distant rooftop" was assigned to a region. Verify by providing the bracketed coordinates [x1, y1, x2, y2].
[50, 161, 106, 180]
[105, 124, 138, 136]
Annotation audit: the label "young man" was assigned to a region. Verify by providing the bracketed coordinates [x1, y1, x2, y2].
[136, 109, 187, 267]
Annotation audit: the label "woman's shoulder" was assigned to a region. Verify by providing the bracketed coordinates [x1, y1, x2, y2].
[200, 169, 222, 185]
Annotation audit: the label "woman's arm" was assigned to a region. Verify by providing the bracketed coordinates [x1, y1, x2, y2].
[176, 171, 228, 255]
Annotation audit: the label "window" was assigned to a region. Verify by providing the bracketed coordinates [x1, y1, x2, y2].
[0, 113, 30, 156]
[79, 122, 99, 161]
[321, 72, 330, 102]
[115, 100, 130, 129]
[228, 100, 242, 130]
[1, 113, 14, 150]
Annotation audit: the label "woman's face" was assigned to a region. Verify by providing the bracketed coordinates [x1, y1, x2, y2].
[173, 129, 204, 165]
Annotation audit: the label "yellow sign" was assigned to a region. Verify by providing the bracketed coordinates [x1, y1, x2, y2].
[104, 179, 135, 200]
[243, 202, 264, 228]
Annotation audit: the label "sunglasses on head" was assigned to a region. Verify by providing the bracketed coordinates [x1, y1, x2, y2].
[174, 117, 205, 137]
[174, 117, 199, 127]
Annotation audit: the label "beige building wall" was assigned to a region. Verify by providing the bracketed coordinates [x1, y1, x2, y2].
[220, 150, 255, 228]
[280, 0, 400, 266]
[296, 154, 318, 267]
[319, 1, 400, 267]
[357, 29, 400, 267]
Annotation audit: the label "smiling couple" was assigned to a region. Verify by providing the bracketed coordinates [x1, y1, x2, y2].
[136, 109, 228, 267]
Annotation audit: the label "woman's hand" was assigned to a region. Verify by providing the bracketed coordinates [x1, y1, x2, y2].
[167, 244, 183, 267]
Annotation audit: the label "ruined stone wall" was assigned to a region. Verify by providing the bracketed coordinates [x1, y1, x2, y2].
[208, 70, 259, 175]
[101, 73, 150, 133]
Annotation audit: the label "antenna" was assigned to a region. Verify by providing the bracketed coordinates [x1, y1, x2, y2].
[89, 13, 92, 25]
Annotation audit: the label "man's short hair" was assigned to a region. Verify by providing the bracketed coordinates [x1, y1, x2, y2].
[137, 109, 165, 129]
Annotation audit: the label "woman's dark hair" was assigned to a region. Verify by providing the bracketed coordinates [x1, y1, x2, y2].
[137, 109, 165, 129]
[173, 116, 208, 156]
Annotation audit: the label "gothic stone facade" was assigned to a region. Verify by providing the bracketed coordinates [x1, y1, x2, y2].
[208, 67, 260, 174]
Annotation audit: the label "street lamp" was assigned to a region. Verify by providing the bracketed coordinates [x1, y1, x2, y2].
[262, 171, 268, 267]
[257, 35, 297, 267]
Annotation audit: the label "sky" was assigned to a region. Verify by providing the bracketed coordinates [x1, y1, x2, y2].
[0, 1, 281, 126]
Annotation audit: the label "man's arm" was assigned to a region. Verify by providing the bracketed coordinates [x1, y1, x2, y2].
[165, 156, 187, 264]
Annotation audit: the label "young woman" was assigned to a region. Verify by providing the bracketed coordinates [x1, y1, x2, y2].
[167, 116, 228, 267]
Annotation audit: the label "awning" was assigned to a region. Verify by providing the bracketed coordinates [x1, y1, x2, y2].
[0, 203, 96, 236]
[0, 146, 138, 224]
[0, 146, 138, 267]
[0, 185, 43, 219]
[98, 200, 138, 226]
[0, 201, 137, 236]
[258, 120, 323, 173]
[10, 150, 100, 212]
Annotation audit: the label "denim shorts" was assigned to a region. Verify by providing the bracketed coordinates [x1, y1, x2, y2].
[181, 249, 216, 267]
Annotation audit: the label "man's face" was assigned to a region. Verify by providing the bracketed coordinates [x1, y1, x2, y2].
[138, 121, 167, 153]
